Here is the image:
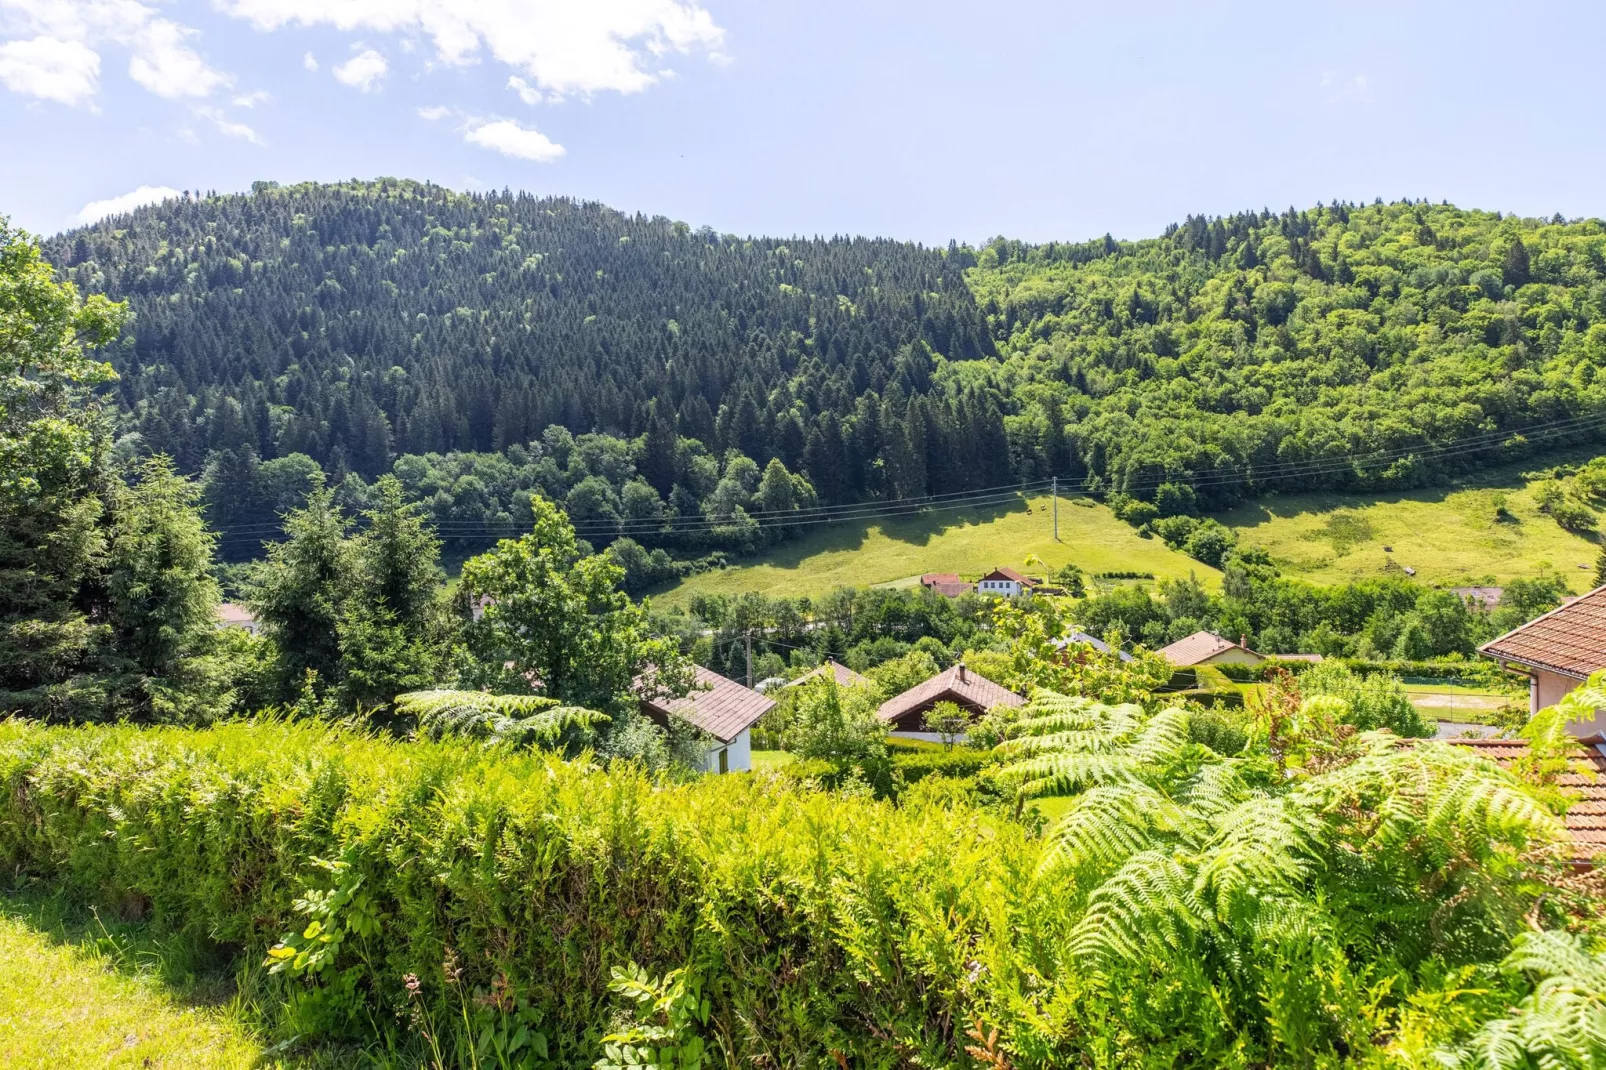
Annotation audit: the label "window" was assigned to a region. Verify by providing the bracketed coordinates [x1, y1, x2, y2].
[718, 747, 729, 774]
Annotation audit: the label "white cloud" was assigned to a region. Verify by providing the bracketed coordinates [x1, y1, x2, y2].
[506, 75, 540, 105]
[464, 118, 564, 162]
[127, 17, 229, 98]
[302, 50, 317, 70]
[0, 35, 98, 106]
[216, 0, 725, 97]
[74, 184, 179, 225]
[195, 104, 261, 142]
[0, 0, 229, 106]
[332, 47, 386, 91]
[416, 103, 450, 120]
[232, 89, 269, 106]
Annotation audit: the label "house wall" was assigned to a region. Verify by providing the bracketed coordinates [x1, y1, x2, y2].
[978, 580, 1021, 597]
[1532, 669, 1606, 738]
[885, 693, 986, 733]
[703, 729, 751, 774]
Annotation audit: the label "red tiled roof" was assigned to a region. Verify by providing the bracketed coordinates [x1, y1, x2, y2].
[1479, 585, 1606, 679]
[1444, 737, 1606, 861]
[877, 664, 1023, 724]
[1156, 630, 1260, 667]
[785, 660, 871, 689]
[980, 567, 1035, 585]
[640, 665, 775, 743]
[929, 581, 975, 598]
[921, 572, 962, 586]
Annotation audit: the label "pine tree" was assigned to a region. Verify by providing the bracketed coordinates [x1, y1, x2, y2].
[1503, 237, 1532, 287]
[1594, 543, 1606, 590]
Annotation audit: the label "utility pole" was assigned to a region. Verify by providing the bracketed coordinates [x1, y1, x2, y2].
[745, 629, 753, 688]
[1051, 476, 1059, 541]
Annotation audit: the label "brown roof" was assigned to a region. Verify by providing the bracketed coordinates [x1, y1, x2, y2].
[785, 659, 871, 689]
[877, 664, 1023, 724]
[1480, 584, 1606, 679]
[929, 581, 975, 598]
[921, 572, 962, 586]
[1444, 737, 1606, 862]
[1156, 630, 1260, 667]
[980, 567, 1035, 585]
[640, 665, 775, 743]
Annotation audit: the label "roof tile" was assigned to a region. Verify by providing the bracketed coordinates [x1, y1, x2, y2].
[1480, 584, 1606, 678]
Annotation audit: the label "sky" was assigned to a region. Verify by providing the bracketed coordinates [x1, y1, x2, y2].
[3, 0, 1605, 245]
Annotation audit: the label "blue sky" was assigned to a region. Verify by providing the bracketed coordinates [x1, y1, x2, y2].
[3, 0, 1604, 244]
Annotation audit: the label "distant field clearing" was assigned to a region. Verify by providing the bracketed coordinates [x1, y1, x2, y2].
[651, 494, 1218, 606]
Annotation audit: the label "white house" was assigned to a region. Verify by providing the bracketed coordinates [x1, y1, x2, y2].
[638, 665, 775, 773]
[976, 567, 1038, 598]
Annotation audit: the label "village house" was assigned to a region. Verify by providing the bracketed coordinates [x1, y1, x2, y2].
[876, 663, 1023, 741]
[638, 665, 775, 773]
[976, 567, 1038, 598]
[1479, 584, 1606, 738]
[784, 659, 871, 689]
[1156, 630, 1265, 668]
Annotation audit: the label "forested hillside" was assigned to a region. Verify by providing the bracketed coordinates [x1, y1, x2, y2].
[43, 185, 1606, 559]
[971, 201, 1606, 507]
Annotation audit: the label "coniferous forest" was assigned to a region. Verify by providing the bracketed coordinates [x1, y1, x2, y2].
[42, 180, 1606, 559]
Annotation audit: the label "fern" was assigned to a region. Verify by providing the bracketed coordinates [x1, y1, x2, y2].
[395, 690, 609, 754]
[1443, 930, 1606, 1070]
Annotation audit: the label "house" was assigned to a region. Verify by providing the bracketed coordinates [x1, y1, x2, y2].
[785, 659, 871, 689]
[638, 665, 775, 773]
[1453, 586, 1504, 610]
[1053, 629, 1134, 663]
[1156, 630, 1264, 668]
[1479, 584, 1606, 737]
[977, 567, 1038, 598]
[215, 603, 260, 635]
[921, 573, 975, 598]
[1443, 737, 1605, 864]
[876, 663, 1024, 740]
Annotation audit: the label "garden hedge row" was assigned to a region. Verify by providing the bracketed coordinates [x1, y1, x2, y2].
[0, 720, 1079, 1067]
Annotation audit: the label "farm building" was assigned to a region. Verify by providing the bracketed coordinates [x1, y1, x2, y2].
[877, 663, 1023, 741]
[638, 665, 775, 773]
[920, 573, 975, 597]
[1480, 584, 1606, 738]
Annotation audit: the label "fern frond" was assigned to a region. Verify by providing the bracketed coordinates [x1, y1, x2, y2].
[1192, 797, 1325, 921]
[1177, 760, 1255, 819]
[1069, 849, 1206, 969]
[1040, 783, 1204, 887]
[1126, 707, 1193, 767]
[1442, 931, 1606, 1070]
[396, 690, 607, 753]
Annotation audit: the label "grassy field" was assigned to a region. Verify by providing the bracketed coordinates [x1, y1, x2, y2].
[1218, 479, 1599, 591]
[651, 494, 1218, 607]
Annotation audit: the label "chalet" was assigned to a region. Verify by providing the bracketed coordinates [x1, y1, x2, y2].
[1156, 630, 1264, 668]
[638, 665, 775, 773]
[1479, 584, 1606, 738]
[921, 573, 975, 598]
[215, 603, 260, 635]
[876, 663, 1023, 740]
[1443, 737, 1605, 864]
[784, 659, 872, 689]
[977, 567, 1038, 598]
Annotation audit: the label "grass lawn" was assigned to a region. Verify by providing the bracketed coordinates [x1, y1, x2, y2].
[749, 749, 795, 771]
[1216, 473, 1600, 591]
[651, 494, 1218, 607]
[0, 901, 267, 1069]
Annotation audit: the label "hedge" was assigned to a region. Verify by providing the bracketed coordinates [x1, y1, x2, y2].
[1212, 658, 1525, 688]
[0, 719, 1083, 1067]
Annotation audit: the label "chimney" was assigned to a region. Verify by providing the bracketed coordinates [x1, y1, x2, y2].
[1239, 634, 1247, 649]
[958, 662, 967, 683]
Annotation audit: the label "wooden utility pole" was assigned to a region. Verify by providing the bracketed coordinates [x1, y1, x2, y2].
[1051, 476, 1059, 541]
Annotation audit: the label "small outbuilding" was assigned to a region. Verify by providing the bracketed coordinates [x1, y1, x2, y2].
[638, 665, 775, 773]
[876, 663, 1023, 740]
